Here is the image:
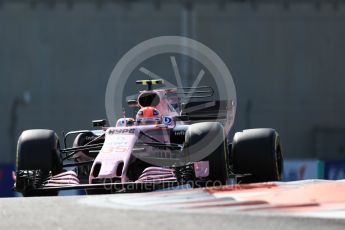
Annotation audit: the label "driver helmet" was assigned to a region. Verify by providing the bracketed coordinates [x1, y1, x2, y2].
[136, 107, 161, 125]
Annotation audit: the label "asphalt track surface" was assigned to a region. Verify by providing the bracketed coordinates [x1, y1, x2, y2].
[1, 180, 345, 230]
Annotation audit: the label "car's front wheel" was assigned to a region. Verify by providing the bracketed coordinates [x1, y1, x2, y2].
[16, 129, 62, 196]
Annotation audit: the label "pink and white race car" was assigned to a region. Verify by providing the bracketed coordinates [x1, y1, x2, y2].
[14, 80, 283, 196]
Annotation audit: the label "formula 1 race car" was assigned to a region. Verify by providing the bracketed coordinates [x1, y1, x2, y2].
[14, 80, 283, 196]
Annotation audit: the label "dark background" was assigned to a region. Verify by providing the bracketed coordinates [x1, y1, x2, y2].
[1, 0, 345, 165]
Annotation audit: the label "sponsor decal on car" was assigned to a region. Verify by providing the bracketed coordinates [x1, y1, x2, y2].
[108, 128, 136, 135]
[163, 116, 173, 125]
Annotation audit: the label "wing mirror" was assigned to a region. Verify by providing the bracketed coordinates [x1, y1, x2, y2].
[127, 100, 139, 108]
[92, 119, 107, 128]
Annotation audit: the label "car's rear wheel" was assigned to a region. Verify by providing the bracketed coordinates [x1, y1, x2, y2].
[184, 122, 229, 186]
[231, 128, 283, 183]
[16, 129, 62, 196]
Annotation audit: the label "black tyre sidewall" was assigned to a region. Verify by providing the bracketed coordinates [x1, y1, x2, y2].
[184, 122, 228, 185]
[16, 129, 62, 196]
[232, 128, 282, 183]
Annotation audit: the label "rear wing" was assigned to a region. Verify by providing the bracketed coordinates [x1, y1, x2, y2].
[166, 86, 214, 99]
[181, 100, 235, 128]
[165, 86, 214, 114]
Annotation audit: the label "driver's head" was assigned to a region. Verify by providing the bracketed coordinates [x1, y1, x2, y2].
[136, 107, 161, 125]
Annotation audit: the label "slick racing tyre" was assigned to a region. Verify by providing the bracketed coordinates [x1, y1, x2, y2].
[231, 128, 283, 183]
[16, 129, 62, 196]
[184, 122, 229, 186]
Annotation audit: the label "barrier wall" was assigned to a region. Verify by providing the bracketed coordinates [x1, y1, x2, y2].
[324, 161, 345, 180]
[283, 159, 345, 181]
[283, 160, 324, 181]
[0, 164, 15, 197]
